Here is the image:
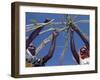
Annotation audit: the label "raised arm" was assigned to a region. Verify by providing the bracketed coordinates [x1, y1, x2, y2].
[71, 24, 89, 49]
[42, 31, 58, 64]
[26, 19, 51, 49]
[70, 29, 80, 64]
[26, 27, 43, 49]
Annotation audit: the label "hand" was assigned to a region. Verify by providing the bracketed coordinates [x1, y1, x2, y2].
[70, 28, 74, 32]
[44, 18, 51, 23]
[52, 30, 59, 37]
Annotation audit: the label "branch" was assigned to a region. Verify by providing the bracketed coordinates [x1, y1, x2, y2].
[35, 34, 53, 55]
[35, 27, 68, 55]
[74, 20, 89, 24]
[26, 22, 67, 32]
[26, 19, 55, 32]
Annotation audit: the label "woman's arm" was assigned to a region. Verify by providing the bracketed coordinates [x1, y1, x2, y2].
[42, 31, 58, 64]
[71, 24, 89, 49]
[26, 27, 43, 49]
[26, 19, 52, 49]
[70, 29, 80, 64]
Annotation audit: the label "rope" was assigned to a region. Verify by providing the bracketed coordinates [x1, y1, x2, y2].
[35, 27, 67, 55]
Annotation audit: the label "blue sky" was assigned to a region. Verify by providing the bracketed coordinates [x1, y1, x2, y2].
[26, 12, 89, 66]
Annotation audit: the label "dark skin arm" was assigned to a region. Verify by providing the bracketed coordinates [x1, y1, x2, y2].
[71, 24, 89, 50]
[41, 31, 58, 64]
[26, 27, 43, 49]
[70, 29, 80, 64]
[26, 19, 51, 49]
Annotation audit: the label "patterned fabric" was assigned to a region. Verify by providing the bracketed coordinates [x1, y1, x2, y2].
[32, 58, 45, 67]
[80, 57, 89, 65]
[26, 49, 44, 66]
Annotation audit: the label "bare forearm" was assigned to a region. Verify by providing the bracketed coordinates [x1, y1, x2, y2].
[26, 27, 43, 49]
[70, 29, 80, 64]
[42, 36, 56, 64]
[48, 37, 56, 57]
[72, 24, 89, 49]
[26, 19, 52, 49]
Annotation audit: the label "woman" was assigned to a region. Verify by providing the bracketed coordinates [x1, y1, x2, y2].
[26, 18, 59, 66]
[70, 24, 89, 65]
[26, 30, 58, 66]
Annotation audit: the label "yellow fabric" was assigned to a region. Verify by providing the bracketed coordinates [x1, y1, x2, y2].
[26, 62, 32, 67]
